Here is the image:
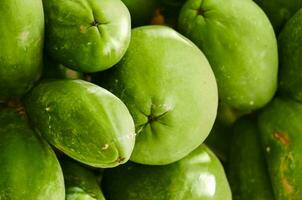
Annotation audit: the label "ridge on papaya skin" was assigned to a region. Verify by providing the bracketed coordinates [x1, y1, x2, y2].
[23, 79, 136, 168]
[97, 25, 218, 165]
[178, 0, 278, 111]
[43, 0, 131, 73]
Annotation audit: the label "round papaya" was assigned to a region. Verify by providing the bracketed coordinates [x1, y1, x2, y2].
[0, 107, 65, 199]
[97, 25, 218, 165]
[43, 0, 131, 73]
[24, 80, 135, 168]
[0, 0, 44, 97]
[178, 0, 278, 111]
[102, 144, 231, 200]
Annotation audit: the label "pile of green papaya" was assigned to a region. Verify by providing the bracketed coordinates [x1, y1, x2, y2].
[1, 0, 302, 199]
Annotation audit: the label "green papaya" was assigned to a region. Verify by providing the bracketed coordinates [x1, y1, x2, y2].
[43, 57, 84, 80]
[24, 80, 135, 168]
[178, 0, 278, 111]
[122, 0, 160, 27]
[228, 98, 302, 200]
[278, 9, 302, 102]
[0, 107, 65, 199]
[253, 0, 302, 33]
[97, 25, 218, 165]
[228, 118, 274, 200]
[43, 0, 131, 73]
[258, 97, 302, 199]
[0, 0, 44, 97]
[102, 144, 231, 200]
[61, 159, 105, 200]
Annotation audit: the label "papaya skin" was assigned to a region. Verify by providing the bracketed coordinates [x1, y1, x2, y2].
[178, 0, 278, 111]
[43, 0, 131, 73]
[61, 159, 105, 200]
[102, 145, 231, 200]
[98, 25, 218, 165]
[258, 97, 302, 200]
[278, 9, 302, 102]
[24, 80, 135, 168]
[0, 107, 65, 200]
[0, 0, 44, 97]
[228, 118, 274, 200]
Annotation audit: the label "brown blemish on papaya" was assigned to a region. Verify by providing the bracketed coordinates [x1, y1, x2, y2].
[116, 157, 125, 163]
[274, 132, 290, 146]
[80, 25, 87, 33]
[280, 154, 295, 195]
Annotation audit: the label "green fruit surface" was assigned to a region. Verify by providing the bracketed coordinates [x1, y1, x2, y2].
[228, 118, 274, 200]
[24, 80, 135, 168]
[258, 97, 302, 200]
[0, 107, 65, 200]
[61, 159, 105, 200]
[122, 0, 159, 26]
[278, 9, 302, 102]
[102, 144, 231, 200]
[43, 0, 131, 72]
[0, 0, 44, 97]
[254, 0, 302, 32]
[98, 25, 218, 165]
[178, 0, 278, 111]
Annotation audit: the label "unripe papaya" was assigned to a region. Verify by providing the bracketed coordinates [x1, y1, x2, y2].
[61, 159, 105, 200]
[102, 144, 231, 200]
[178, 0, 278, 111]
[24, 80, 135, 168]
[0, 107, 65, 199]
[0, 0, 44, 97]
[43, 0, 131, 73]
[97, 25, 218, 165]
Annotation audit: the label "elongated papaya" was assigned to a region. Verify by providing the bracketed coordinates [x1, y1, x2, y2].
[0, 107, 65, 199]
[228, 118, 274, 200]
[24, 80, 135, 168]
[0, 0, 44, 97]
[278, 9, 302, 102]
[178, 0, 278, 111]
[97, 25, 218, 165]
[102, 144, 232, 200]
[258, 97, 302, 200]
[61, 159, 105, 200]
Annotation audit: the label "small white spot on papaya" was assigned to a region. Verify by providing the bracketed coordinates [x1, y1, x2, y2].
[101, 144, 109, 150]
[18, 31, 29, 43]
[45, 107, 51, 112]
[266, 146, 271, 153]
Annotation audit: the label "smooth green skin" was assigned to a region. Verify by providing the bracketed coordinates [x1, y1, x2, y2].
[98, 25, 218, 165]
[228, 118, 274, 200]
[43, 57, 84, 80]
[24, 80, 135, 168]
[61, 159, 105, 200]
[0, 0, 43, 97]
[43, 0, 131, 73]
[258, 97, 302, 200]
[122, 0, 159, 27]
[253, 0, 302, 33]
[178, 0, 278, 111]
[0, 108, 65, 200]
[102, 144, 231, 200]
[278, 9, 302, 102]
